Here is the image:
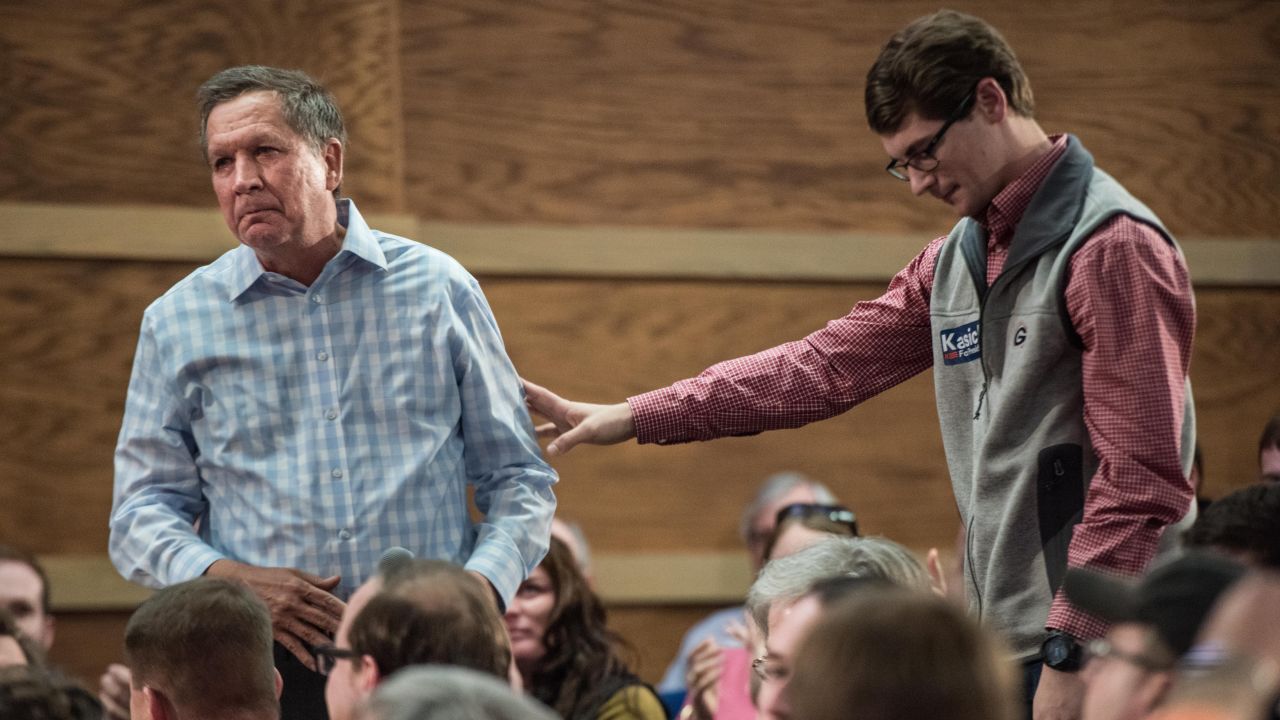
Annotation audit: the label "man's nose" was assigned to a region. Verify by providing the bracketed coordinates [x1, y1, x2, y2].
[233, 157, 263, 194]
[908, 166, 935, 197]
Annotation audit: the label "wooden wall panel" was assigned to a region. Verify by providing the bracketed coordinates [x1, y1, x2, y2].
[0, 0, 404, 211]
[400, 0, 1280, 237]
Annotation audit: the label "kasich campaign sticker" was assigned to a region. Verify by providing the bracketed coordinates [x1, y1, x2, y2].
[940, 320, 981, 365]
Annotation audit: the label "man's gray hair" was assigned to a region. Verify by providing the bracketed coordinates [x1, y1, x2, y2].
[359, 665, 559, 720]
[739, 472, 837, 541]
[746, 535, 931, 634]
[196, 65, 347, 161]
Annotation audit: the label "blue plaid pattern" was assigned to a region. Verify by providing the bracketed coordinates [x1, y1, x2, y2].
[110, 201, 556, 606]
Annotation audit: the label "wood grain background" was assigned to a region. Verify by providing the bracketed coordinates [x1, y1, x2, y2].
[2, 0, 1278, 688]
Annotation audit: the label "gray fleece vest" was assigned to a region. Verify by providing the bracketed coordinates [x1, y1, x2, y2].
[929, 136, 1195, 660]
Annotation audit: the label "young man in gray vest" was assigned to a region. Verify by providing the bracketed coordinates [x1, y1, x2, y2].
[524, 10, 1196, 720]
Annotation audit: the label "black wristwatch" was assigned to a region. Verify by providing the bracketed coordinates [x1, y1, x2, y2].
[1040, 631, 1083, 672]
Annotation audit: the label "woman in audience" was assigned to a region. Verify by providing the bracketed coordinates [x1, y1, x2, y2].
[506, 537, 665, 720]
[788, 587, 1018, 720]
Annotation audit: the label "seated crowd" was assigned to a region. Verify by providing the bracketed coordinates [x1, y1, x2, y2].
[3, 417, 1279, 720]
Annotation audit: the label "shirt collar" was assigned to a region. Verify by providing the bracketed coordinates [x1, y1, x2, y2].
[978, 134, 1069, 244]
[225, 198, 388, 301]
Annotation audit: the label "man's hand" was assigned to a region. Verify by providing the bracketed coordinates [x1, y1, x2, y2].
[684, 638, 724, 720]
[98, 663, 132, 720]
[205, 559, 345, 672]
[1033, 666, 1084, 720]
[522, 379, 636, 456]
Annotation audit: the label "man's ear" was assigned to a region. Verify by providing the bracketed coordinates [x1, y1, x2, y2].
[274, 667, 284, 699]
[143, 686, 177, 720]
[1138, 670, 1173, 711]
[357, 654, 381, 693]
[974, 76, 1008, 124]
[323, 139, 344, 193]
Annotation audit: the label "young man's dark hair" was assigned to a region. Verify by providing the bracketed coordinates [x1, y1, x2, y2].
[347, 560, 509, 680]
[1183, 482, 1280, 568]
[124, 577, 279, 719]
[864, 9, 1034, 134]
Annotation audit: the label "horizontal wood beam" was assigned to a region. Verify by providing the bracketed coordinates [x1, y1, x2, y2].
[2, 202, 1276, 286]
[40, 552, 758, 611]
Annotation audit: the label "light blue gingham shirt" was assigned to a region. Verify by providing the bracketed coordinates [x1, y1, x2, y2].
[110, 200, 556, 606]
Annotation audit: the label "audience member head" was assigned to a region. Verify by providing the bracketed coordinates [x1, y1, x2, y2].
[763, 503, 858, 561]
[741, 472, 837, 571]
[0, 609, 41, 668]
[1183, 482, 1280, 568]
[746, 535, 931, 636]
[505, 537, 640, 718]
[789, 588, 1018, 720]
[357, 665, 558, 720]
[0, 666, 104, 720]
[1260, 413, 1280, 483]
[551, 517, 594, 586]
[1064, 552, 1248, 720]
[0, 545, 54, 650]
[124, 577, 280, 720]
[325, 560, 509, 720]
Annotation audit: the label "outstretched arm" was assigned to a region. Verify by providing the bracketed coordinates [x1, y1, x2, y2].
[522, 379, 636, 456]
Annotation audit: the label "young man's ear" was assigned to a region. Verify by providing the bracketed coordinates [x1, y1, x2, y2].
[974, 76, 1008, 123]
[273, 667, 284, 699]
[142, 686, 177, 720]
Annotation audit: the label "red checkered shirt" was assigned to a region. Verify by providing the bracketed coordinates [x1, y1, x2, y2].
[628, 135, 1195, 641]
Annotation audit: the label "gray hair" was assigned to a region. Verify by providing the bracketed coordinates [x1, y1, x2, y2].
[746, 535, 931, 634]
[360, 665, 559, 720]
[739, 472, 837, 541]
[196, 65, 347, 163]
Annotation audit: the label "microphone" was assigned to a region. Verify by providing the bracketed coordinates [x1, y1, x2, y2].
[377, 546, 415, 576]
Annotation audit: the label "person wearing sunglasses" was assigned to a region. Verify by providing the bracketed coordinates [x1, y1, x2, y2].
[526, 9, 1197, 720]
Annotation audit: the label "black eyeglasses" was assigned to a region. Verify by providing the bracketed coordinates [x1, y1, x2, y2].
[773, 503, 859, 536]
[1085, 638, 1172, 673]
[885, 89, 977, 181]
[313, 643, 361, 676]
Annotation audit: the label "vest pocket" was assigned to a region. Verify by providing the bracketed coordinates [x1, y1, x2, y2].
[1036, 443, 1084, 594]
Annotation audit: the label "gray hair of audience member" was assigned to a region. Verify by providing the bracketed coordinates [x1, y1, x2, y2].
[196, 65, 347, 172]
[738, 472, 837, 542]
[746, 535, 931, 634]
[0, 666, 104, 720]
[358, 665, 559, 720]
[124, 577, 277, 719]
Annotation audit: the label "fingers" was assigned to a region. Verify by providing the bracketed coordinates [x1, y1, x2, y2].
[276, 629, 319, 673]
[927, 547, 948, 597]
[521, 378, 562, 417]
[534, 421, 559, 439]
[546, 424, 589, 457]
[98, 664, 132, 720]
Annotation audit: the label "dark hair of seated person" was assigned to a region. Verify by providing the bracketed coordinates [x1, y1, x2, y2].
[518, 538, 657, 719]
[0, 665, 104, 720]
[1182, 481, 1280, 568]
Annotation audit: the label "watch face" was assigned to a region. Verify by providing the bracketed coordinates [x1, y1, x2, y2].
[1045, 637, 1068, 664]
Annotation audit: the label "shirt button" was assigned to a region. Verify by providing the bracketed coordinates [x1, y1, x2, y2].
[312, 295, 324, 304]
[317, 351, 329, 361]
[338, 529, 352, 541]
[331, 468, 344, 479]
[326, 409, 338, 421]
